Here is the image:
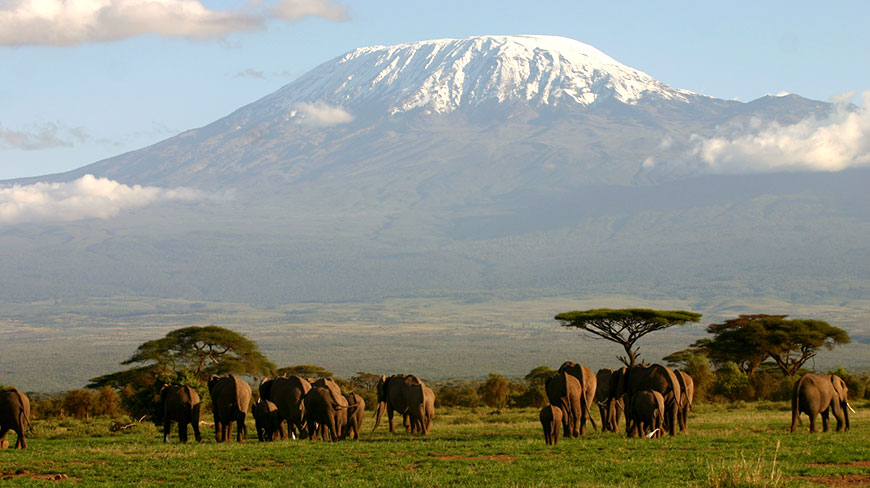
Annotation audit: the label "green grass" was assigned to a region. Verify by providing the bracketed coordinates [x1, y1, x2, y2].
[2, 402, 868, 486]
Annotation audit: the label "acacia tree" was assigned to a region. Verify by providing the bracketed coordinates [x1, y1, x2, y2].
[118, 326, 275, 381]
[89, 326, 275, 418]
[555, 308, 702, 366]
[682, 314, 850, 377]
[277, 365, 333, 378]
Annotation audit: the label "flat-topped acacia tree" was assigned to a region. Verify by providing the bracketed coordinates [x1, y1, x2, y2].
[555, 309, 702, 366]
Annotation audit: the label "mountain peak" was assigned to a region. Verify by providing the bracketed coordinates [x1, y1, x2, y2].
[255, 35, 696, 118]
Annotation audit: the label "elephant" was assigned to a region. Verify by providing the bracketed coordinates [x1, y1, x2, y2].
[260, 375, 311, 439]
[0, 388, 30, 449]
[595, 368, 624, 433]
[160, 384, 202, 443]
[629, 390, 665, 438]
[341, 393, 365, 440]
[614, 364, 682, 436]
[676, 371, 694, 433]
[545, 371, 590, 438]
[253, 398, 285, 441]
[790, 373, 853, 433]
[540, 404, 563, 445]
[407, 384, 436, 435]
[557, 362, 598, 435]
[208, 374, 252, 442]
[304, 378, 348, 441]
[373, 374, 430, 435]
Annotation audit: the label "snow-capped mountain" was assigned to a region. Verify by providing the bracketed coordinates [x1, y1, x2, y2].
[251, 35, 696, 118]
[38, 35, 829, 193]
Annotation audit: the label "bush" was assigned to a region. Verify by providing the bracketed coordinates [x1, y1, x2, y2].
[478, 374, 510, 411]
[712, 363, 753, 402]
[62, 389, 95, 420]
[511, 384, 547, 408]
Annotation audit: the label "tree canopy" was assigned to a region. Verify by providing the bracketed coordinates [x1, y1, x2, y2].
[91, 326, 275, 389]
[678, 314, 850, 377]
[277, 365, 333, 378]
[555, 308, 702, 366]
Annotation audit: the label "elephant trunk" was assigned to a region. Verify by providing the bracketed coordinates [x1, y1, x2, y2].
[372, 401, 387, 432]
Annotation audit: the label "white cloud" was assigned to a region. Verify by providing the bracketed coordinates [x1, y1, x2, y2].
[0, 122, 89, 150]
[271, 0, 349, 21]
[294, 101, 354, 127]
[0, 174, 201, 225]
[0, 0, 348, 47]
[684, 91, 870, 174]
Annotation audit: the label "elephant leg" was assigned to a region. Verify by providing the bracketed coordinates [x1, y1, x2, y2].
[808, 413, 817, 433]
[179, 422, 188, 443]
[237, 416, 246, 442]
[15, 427, 26, 449]
[387, 409, 395, 434]
[0, 426, 9, 448]
[193, 421, 202, 442]
[667, 405, 677, 436]
[163, 419, 172, 443]
[278, 421, 287, 440]
[821, 410, 830, 433]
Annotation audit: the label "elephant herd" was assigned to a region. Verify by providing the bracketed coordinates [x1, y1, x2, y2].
[0, 369, 856, 450]
[539, 361, 691, 445]
[539, 362, 853, 445]
[159, 373, 435, 444]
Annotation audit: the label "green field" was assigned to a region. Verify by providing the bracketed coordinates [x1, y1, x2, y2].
[2, 402, 868, 486]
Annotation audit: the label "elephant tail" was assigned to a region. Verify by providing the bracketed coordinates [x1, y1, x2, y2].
[372, 401, 387, 432]
[582, 391, 598, 432]
[790, 376, 803, 432]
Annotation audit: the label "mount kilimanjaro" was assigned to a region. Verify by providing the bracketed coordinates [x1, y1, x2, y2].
[2, 34, 867, 311]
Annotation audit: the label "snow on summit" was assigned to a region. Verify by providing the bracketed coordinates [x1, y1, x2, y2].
[257, 35, 695, 118]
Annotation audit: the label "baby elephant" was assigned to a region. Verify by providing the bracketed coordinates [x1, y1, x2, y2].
[253, 398, 285, 442]
[630, 389, 665, 438]
[540, 405, 563, 445]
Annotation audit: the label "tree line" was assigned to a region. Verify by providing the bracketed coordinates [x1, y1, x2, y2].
[7, 308, 865, 424]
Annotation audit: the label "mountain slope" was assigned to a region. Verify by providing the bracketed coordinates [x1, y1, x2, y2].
[27, 35, 827, 194]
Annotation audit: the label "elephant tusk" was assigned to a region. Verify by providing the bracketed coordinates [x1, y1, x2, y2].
[597, 401, 608, 406]
[847, 403, 856, 414]
[645, 429, 659, 439]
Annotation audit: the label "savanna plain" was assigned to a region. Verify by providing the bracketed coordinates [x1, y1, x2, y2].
[2, 402, 869, 487]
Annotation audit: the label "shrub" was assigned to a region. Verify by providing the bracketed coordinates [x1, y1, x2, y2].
[712, 363, 753, 402]
[62, 389, 95, 421]
[478, 374, 510, 411]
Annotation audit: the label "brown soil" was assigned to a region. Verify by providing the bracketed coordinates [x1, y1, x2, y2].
[1, 469, 81, 482]
[809, 461, 870, 469]
[801, 475, 870, 487]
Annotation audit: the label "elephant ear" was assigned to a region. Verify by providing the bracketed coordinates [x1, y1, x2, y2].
[259, 378, 273, 401]
[208, 375, 221, 393]
[831, 375, 848, 401]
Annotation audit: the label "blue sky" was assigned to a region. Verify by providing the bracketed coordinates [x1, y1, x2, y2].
[1, 0, 868, 181]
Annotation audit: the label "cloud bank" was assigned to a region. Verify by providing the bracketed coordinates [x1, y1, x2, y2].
[0, 174, 201, 225]
[0, 0, 349, 46]
[687, 91, 870, 174]
[0, 122, 89, 150]
[294, 101, 354, 127]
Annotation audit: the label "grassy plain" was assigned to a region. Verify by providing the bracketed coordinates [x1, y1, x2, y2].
[2, 402, 869, 487]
